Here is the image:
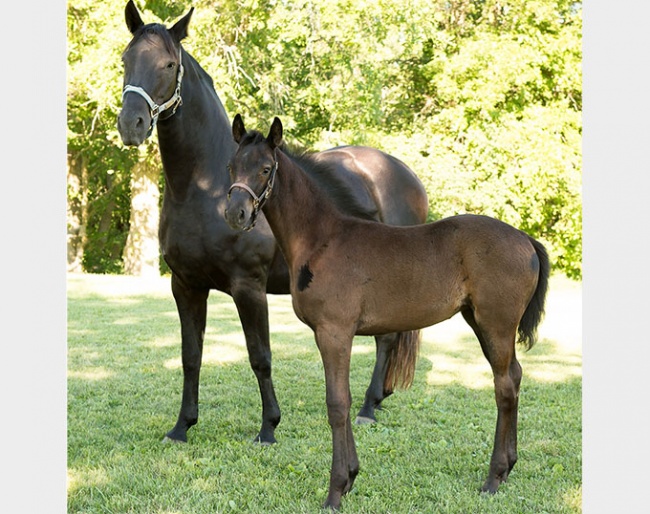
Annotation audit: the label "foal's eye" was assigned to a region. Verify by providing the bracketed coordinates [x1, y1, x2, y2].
[166, 62, 176, 69]
[262, 166, 271, 175]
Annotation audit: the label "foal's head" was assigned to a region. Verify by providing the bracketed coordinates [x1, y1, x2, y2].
[117, 1, 193, 145]
[224, 114, 284, 231]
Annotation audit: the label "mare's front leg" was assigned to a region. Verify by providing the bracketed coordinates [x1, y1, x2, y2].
[356, 333, 396, 424]
[232, 279, 281, 444]
[315, 326, 359, 511]
[165, 273, 209, 442]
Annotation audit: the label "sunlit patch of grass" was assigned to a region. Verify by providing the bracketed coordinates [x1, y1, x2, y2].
[68, 273, 581, 514]
[164, 338, 249, 369]
[68, 368, 114, 381]
[67, 467, 109, 495]
[423, 349, 494, 389]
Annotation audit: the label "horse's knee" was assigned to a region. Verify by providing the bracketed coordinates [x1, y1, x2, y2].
[494, 375, 518, 409]
[325, 397, 351, 428]
[181, 349, 203, 376]
[510, 359, 522, 388]
[248, 348, 272, 376]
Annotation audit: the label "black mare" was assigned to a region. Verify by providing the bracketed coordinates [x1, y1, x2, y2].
[116, 1, 429, 444]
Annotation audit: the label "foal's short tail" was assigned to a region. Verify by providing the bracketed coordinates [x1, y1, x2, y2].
[383, 330, 421, 391]
[518, 237, 551, 351]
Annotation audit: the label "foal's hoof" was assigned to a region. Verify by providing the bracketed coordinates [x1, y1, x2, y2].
[355, 415, 377, 425]
[480, 477, 503, 494]
[322, 498, 341, 512]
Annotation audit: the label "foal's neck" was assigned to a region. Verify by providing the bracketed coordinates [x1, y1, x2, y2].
[263, 151, 344, 265]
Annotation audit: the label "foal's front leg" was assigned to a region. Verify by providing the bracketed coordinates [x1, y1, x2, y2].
[315, 326, 359, 510]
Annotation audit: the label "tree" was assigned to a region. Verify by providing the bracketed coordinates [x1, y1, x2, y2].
[121, 143, 161, 277]
[67, 0, 582, 279]
[68, 0, 156, 274]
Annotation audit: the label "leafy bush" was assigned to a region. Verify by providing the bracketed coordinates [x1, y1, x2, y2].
[68, 0, 582, 278]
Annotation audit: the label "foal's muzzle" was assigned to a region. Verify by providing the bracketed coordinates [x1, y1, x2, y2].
[225, 159, 277, 232]
[225, 187, 257, 232]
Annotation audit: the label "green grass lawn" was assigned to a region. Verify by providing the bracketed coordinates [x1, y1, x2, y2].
[67, 273, 582, 513]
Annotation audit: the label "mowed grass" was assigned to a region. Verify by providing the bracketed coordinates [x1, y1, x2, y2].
[67, 273, 582, 513]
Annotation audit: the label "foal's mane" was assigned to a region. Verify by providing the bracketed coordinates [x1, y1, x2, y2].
[241, 131, 378, 221]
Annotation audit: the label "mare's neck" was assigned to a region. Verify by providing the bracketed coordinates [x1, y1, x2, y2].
[262, 151, 344, 266]
[156, 50, 236, 200]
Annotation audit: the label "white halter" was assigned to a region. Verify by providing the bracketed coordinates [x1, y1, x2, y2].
[122, 49, 184, 137]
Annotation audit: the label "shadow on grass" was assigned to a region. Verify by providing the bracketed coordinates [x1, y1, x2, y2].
[68, 274, 581, 514]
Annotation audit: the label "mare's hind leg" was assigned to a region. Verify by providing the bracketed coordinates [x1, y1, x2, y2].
[356, 333, 396, 424]
[165, 274, 209, 442]
[461, 308, 521, 493]
[232, 280, 281, 444]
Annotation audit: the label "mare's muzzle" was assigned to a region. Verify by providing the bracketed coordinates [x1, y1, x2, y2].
[118, 50, 184, 146]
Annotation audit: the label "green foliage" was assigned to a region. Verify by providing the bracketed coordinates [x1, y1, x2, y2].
[68, 0, 582, 278]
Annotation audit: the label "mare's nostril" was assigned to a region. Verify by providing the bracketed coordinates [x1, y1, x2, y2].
[238, 209, 245, 222]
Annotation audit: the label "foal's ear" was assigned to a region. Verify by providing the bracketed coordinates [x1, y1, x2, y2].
[170, 7, 194, 42]
[267, 117, 283, 149]
[125, 0, 144, 35]
[232, 114, 246, 144]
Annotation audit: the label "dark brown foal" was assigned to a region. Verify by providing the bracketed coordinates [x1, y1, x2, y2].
[225, 115, 550, 510]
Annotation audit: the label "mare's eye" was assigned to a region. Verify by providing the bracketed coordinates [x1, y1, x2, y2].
[262, 166, 271, 175]
[166, 62, 176, 69]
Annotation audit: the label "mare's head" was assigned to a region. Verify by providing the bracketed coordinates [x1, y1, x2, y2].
[225, 114, 284, 231]
[117, 0, 193, 146]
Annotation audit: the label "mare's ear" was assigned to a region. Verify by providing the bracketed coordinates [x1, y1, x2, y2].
[170, 7, 194, 42]
[232, 114, 246, 144]
[125, 0, 144, 34]
[267, 117, 283, 149]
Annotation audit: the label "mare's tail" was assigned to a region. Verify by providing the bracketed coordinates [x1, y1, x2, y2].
[383, 330, 421, 391]
[518, 237, 551, 351]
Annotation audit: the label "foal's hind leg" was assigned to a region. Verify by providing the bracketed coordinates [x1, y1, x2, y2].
[461, 308, 521, 493]
[356, 333, 396, 424]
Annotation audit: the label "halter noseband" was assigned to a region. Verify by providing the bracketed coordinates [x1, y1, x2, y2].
[227, 156, 278, 231]
[122, 49, 184, 138]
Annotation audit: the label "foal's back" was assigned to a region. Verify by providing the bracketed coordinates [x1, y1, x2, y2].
[297, 214, 539, 335]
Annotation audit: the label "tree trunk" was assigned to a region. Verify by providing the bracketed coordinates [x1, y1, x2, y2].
[67, 153, 87, 273]
[122, 151, 160, 277]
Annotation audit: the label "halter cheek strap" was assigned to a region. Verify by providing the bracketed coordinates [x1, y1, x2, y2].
[122, 50, 184, 138]
[227, 158, 278, 232]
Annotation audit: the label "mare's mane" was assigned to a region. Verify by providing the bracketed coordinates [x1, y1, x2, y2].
[240, 131, 378, 221]
[122, 23, 215, 89]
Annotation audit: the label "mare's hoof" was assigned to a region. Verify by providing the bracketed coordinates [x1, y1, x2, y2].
[254, 439, 274, 447]
[162, 435, 186, 444]
[253, 434, 276, 446]
[355, 415, 376, 425]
